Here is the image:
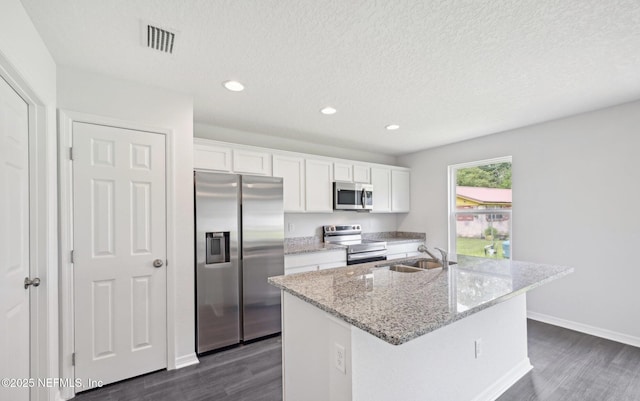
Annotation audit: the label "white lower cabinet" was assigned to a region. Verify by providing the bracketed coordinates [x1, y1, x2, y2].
[284, 249, 347, 275]
[386, 242, 424, 260]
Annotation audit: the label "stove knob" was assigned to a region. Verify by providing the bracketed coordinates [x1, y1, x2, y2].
[356, 225, 361, 230]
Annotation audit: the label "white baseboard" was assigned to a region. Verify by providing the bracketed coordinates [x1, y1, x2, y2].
[174, 352, 199, 369]
[527, 311, 640, 348]
[472, 358, 532, 401]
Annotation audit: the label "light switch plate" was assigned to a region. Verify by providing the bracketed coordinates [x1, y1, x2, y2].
[475, 339, 482, 359]
[335, 343, 346, 374]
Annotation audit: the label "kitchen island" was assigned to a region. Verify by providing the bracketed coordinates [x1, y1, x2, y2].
[268, 256, 573, 401]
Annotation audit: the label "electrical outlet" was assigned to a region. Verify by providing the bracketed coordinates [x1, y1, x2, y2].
[287, 223, 295, 233]
[474, 339, 482, 359]
[335, 343, 346, 374]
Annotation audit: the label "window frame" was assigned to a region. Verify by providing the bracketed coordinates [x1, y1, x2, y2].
[448, 156, 513, 260]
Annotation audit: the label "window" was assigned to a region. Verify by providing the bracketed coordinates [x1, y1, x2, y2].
[448, 157, 512, 260]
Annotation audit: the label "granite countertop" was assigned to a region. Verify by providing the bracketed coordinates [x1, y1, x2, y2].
[363, 231, 425, 245]
[285, 231, 425, 255]
[268, 255, 573, 345]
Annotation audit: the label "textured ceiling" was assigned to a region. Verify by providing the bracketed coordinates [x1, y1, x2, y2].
[20, 0, 640, 155]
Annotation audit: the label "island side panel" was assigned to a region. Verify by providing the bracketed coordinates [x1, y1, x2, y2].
[282, 291, 352, 401]
[351, 294, 532, 401]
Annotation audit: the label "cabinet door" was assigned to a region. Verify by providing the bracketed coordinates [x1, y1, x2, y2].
[193, 143, 232, 172]
[333, 162, 353, 182]
[371, 167, 391, 212]
[353, 165, 370, 183]
[233, 149, 272, 175]
[318, 261, 346, 270]
[391, 170, 410, 212]
[273, 155, 305, 212]
[305, 159, 333, 212]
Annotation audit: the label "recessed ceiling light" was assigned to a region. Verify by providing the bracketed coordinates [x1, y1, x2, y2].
[223, 80, 245, 92]
[386, 124, 400, 130]
[320, 106, 337, 115]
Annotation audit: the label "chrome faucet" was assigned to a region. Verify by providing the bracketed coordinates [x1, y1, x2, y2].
[435, 247, 449, 269]
[418, 245, 450, 269]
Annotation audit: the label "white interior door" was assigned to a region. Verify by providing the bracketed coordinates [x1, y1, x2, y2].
[73, 122, 167, 390]
[0, 76, 30, 401]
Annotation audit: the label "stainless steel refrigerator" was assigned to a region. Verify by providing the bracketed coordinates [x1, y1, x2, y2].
[194, 171, 284, 354]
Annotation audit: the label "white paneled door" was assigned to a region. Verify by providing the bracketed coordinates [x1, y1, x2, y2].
[73, 122, 167, 390]
[0, 76, 30, 401]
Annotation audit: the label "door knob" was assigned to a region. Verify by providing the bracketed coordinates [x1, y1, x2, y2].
[153, 259, 164, 268]
[24, 277, 41, 289]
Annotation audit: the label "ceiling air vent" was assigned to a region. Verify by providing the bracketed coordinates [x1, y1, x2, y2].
[146, 24, 175, 53]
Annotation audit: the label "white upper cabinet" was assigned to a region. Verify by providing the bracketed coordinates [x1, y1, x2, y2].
[273, 155, 305, 212]
[193, 141, 271, 175]
[333, 162, 353, 182]
[305, 159, 333, 212]
[371, 167, 391, 212]
[334, 162, 370, 184]
[353, 165, 371, 183]
[194, 142, 232, 172]
[371, 167, 410, 213]
[193, 139, 410, 213]
[232, 149, 272, 175]
[391, 169, 410, 212]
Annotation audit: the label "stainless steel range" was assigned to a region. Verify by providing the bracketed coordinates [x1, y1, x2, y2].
[323, 225, 387, 265]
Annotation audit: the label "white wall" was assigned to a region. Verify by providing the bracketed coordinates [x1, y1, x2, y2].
[398, 100, 640, 344]
[57, 67, 197, 367]
[285, 213, 398, 238]
[195, 122, 397, 165]
[1, 1, 59, 400]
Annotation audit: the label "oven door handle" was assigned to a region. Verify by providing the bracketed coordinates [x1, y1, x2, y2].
[348, 250, 388, 260]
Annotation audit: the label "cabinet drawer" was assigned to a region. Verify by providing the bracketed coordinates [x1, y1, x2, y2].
[285, 265, 318, 275]
[285, 249, 346, 268]
[318, 261, 346, 270]
[386, 242, 424, 259]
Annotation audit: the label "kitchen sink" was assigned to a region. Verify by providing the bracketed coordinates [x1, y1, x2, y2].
[402, 258, 458, 269]
[378, 265, 424, 273]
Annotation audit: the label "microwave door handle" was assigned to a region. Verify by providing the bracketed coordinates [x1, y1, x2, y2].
[360, 189, 365, 208]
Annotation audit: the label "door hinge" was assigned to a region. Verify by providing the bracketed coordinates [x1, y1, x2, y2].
[72, 353, 75, 366]
[69, 147, 73, 161]
[70, 250, 74, 264]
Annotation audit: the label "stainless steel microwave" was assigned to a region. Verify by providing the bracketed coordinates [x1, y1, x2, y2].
[333, 182, 373, 211]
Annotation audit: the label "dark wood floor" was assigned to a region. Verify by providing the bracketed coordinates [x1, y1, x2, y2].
[73, 336, 282, 401]
[498, 320, 640, 401]
[74, 320, 640, 401]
